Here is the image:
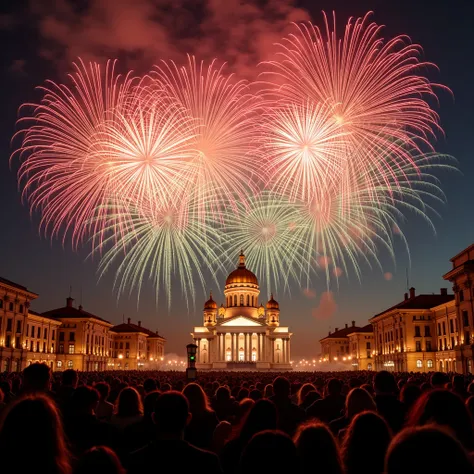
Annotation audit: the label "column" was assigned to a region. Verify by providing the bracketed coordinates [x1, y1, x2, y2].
[196, 339, 201, 363]
[230, 333, 234, 361]
[282, 339, 286, 364]
[287, 339, 291, 363]
[245, 333, 249, 361]
[258, 334, 262, 361]
[222, 334, 225, 360]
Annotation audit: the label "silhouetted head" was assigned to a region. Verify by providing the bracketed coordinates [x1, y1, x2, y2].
[143, 378, 157, 394]
[95, 382, 110, 401]
[273, 377, 290, 398]
[386, 426, 474, 474]
[374, 371, 397, 395]
[23, 363, 51, 392]
[430, 372, 449, 389]
[297, 383, 316, 405]
[294, 422, 343, 474]
[407, 389, 474, 450]
[116, 387, 143, 417]
[239, 399, 278, 443]
[75, 446, 125, 474]
[400, 383, 422, 411]
[241, 430, 297, 474]
[73, 385, 99, 414]
[61, 369, 78, 388]
[153, 391, 190, 435]
[0, 394, 71, 474]
[345, 388, 376, 419]
[183, 383, 211, 415]
[327, 378, 342, 396]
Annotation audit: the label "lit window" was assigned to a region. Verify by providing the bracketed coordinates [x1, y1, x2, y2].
[252, 351, 257, 361]
[427, 359, 433, 368]
[238, 350, 244, 361]
[68, 344, 75, 354]
[67, 361, 73, 369]
[226, 350, 231, 361]
[57, 360, 63, 368]
[416, 360, 423, 368]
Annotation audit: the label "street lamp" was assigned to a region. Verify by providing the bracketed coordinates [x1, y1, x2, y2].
[186, 343, 198, 381]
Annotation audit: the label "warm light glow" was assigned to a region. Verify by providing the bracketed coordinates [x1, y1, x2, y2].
[118, 354, 123, 359]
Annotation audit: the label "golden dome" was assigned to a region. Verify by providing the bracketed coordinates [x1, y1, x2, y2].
[267, 293, 279, 310]
[225, 251, 258, 286]
[204, 291, 217, 310]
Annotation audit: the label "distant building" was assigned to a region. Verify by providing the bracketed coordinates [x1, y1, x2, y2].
[319, 321, 361, 366]
[0, 277, 166, 372]
[443, 243, 474, 373]
[369, 287, 453, 372]
[347, 324, 374, 371]
[191, 252, 292, 370]
[110, 318, 165, 370]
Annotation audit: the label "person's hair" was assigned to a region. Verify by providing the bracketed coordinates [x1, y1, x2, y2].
[143, 391, 161, 418]
[23, 363, 51, 392]
[0, 394, 71, 474]
[386, 425, 474, 474]
[294, 422, 343, 474]
[143, 378, 157, 393]
[249, 389, 262, 401]
[116, 387, 143, 417]
[342, 411, 392, 474]
[182, 383, 212, 416]
[73, 385, 99, 412]
[374, 371, 397, 394]
[237, 399, 277, 444]
[240, 430, 297, 474]
[95, 382, 110, 401]
[297, 383, 316, 406]
[273, 376, 290, 398]
[153, 391, 189, 433]
[215, 385, 231, 401]
[406, 389, 474, 450]
[430, 372, 449, 388]
[468, 382, 474, 395]
[74, 446, 125, 474]
[0, 387, 4, 404]
[345, 388, 376, 419]
[400, 383, 421, 411]
[327, 378, 342, 396]
[263, 384, 274, 398]
[62, 369, 78, 387]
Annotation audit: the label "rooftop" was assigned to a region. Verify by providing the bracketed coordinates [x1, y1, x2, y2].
[112, 318, 164, 339]
[0, 276, 38, 296]
[371, 288, 454, 320]
[320, 321, 361, 341]
[42, 297, 111, 324]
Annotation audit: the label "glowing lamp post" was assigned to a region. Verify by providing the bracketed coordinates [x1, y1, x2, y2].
[186, 343, 198, 381]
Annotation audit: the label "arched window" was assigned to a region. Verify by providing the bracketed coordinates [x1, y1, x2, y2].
[240, 295, 244, 306]
[234, 295, 237, 306]
[367, 363, 373, 371]
[416, 359, 422, 368]
[67, 360, 73, 369]
[226, 350, 231, 361]
[246, 295, 250, 306]
[427, 359, 433, 368]
[57, 360, 63, 368]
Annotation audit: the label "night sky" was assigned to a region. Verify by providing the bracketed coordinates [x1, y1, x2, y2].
[1, 0, 473, 357]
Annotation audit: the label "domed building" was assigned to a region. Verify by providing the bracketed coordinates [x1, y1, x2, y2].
[191, 252, 292, 370]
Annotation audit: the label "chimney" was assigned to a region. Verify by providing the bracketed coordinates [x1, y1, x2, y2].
[352, 320, 355, 327]
[78, 305, 83, 311]
[335, 327, 339, 332]
[127, 317, 131, 324]
[409, 287, 415, 299]
[328, 330, 331, 336]
[440, 288, 448, 296]
[138, 321, 141, 327]
[404, 293, 408, 301]
[345, 323, 348, 329]
[66, 297, 74, 308]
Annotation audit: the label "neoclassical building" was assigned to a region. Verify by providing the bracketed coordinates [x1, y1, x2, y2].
[191, 252, 292, 370]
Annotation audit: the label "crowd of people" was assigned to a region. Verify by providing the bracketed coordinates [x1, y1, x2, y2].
[1, 367, 474, 473]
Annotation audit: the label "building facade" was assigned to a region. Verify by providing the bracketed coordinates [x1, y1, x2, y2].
[443, 243, 474, 374]
[347, 325, 374, 370]
[369, 288, 453, 372]
[110, 319, 165, 370]
[191, 252, 292, 370]
[319, 322, 361, 367]
[0, 277, 166, 372]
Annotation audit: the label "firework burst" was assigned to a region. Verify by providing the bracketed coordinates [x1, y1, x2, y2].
[151, 56, 262, 220]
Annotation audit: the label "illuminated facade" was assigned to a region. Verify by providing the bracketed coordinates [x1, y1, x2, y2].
[370, 288, 453, 372]
[191, 252, 292, 370]
[443, 243, 474, 373]
[347, 325, 374, 370]
[319, 322, 361, 366]
[109, 319, 165, 370]
[0, 277, 166, 372]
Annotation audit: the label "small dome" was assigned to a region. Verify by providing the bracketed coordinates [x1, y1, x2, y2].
[225, 251, 258, 286]
[204, 291, 217, 310]
[266, 293, 279, 310]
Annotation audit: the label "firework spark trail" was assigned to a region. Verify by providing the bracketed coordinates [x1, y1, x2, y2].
[221, 191, 310, 297]
[151, 56, 263, 221]
[12, 59, 141, 247]
[262, 12, 449, 198]
[94, 193, 226, 307]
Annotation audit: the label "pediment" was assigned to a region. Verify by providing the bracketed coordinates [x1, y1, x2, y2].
[219, 316, 263, 327]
